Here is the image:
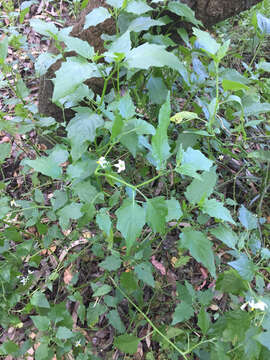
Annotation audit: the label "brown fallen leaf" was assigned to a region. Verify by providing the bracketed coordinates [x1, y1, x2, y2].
[64, 265, 73, 285]
[151, 256, 166, 275]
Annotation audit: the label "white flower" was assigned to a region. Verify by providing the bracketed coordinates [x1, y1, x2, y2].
[97, 157, 109, 168]
[114, 160, 125, 173]
[75, 340, 81, 347]
[20, 276, 28, 285]
[248, 299, 268, 311]
[218, 155, 224, 161]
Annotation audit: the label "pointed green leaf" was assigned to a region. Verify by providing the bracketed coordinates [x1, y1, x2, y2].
[166, 198, 183, 221]
[210, 224, 238, 249]
[84, 7, 111, 29]
[30, 19, 58, 36]
[134, 262, 155, 287]
[193, 28, 220, 55]
[67, 108, 104, 160]
[151, 93, 171, 169]
[107, 310, 126, 333]
[185, 167, 217, 204]
[168, 2, 202, 26]
[198, 307, 210, 335]
[126, 0, 152, 15]
[128, 17, 165, 32]
[99, 255, 122, 271]
[228, 254, 256, 281]
[116, 199, 145, 251]
[146, 196, 168, 234]
[56, 326, 75, 339]
[216, 269, 249, 295]
[92, 284, 112, 297]
[60, 35, 95, 59]
[58, 203, 83, 230]
[126, 43, 184, 73]
[31, 316, 50, 331]
[31, 291, 50, 308]
[202, 198, 235, 224]
[52, 58, 98, 102]
[179, 229, 216, 278]
[172, 302, 194, 325]
[238, 205, 258, 230]
[114, 334, 140, 355]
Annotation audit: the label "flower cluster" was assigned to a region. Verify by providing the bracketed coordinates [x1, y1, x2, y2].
[97, 157, 125, 173]
[241, 299, 268, 311]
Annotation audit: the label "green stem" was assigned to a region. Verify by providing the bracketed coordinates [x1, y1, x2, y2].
[209, 61, 220, 133]
[109, 276, 189, 360]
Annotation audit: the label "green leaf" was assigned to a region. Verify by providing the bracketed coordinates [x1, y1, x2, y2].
[120, 271, 138, 293]
[67, 108, 104, 161]
[247, 150, 270, 162]
[114, 334, 140, 355]
[107, 310, 126, 333]
[166, 198, 183, 221]
[0, 197, 11, 219]
[134, 262, 155, 287]
[0, 340, 19, 355]
[52, 58, 98, 102]
[179, 229, 216, 278]
[92, 284, 112, 297]
[56, 326, 75, 339]
[24, 156, 62, 179]
[58, 202, 83, 230]
[257, 13, 270, 34]
[146, 76, 168, 105]
[193, 28, 220, 55]
[118, 92, 136, 119]
[30, 291, 50, 308]
[228, 254, 256, 281]
[60, 35, 95, 59]
[0, 142, 11, 163]
[216, 269, 249, 295]
[255, 330, 270, 350]
[0, 36, 9, 62]
[87, 303, 107, 326]
[244, 327, 261, 359]
[30, 19, 58, 36]
[108, 30, 131, 55]
[96, 209, 112, 236]
[35, 53, 61, 77]
[99, 255, 122, 271]
[210, 224, 238, 249]
[151, 93, 171, 169]
[72, 180, 99, 203]
[84, 7, 111, 29]
[106, 0, 124, 8]
[202, 199, 235, 224]
[126, 43, 185, 73]
[67, 156, 97, 180]
[35, 343, 49, 360]
[3, 227, 22, 242]
[116, 199, 145, 252]
[198, 307, 210, 335]
[126, 0, 152, 15]
[128, 17, 165, 32]
[222, 79, 249, 91]
[16, 78, 29, 98]
[172, 302, 194, 325]
[31, 316, 50, 331]
[146, 196, 168, 234]
[180, 147, 213, 178]
[238, 205, 258, 230]
[185, 167, 217, 204]
[125, 118, 156, 135]
[168, 2, 202, 26]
